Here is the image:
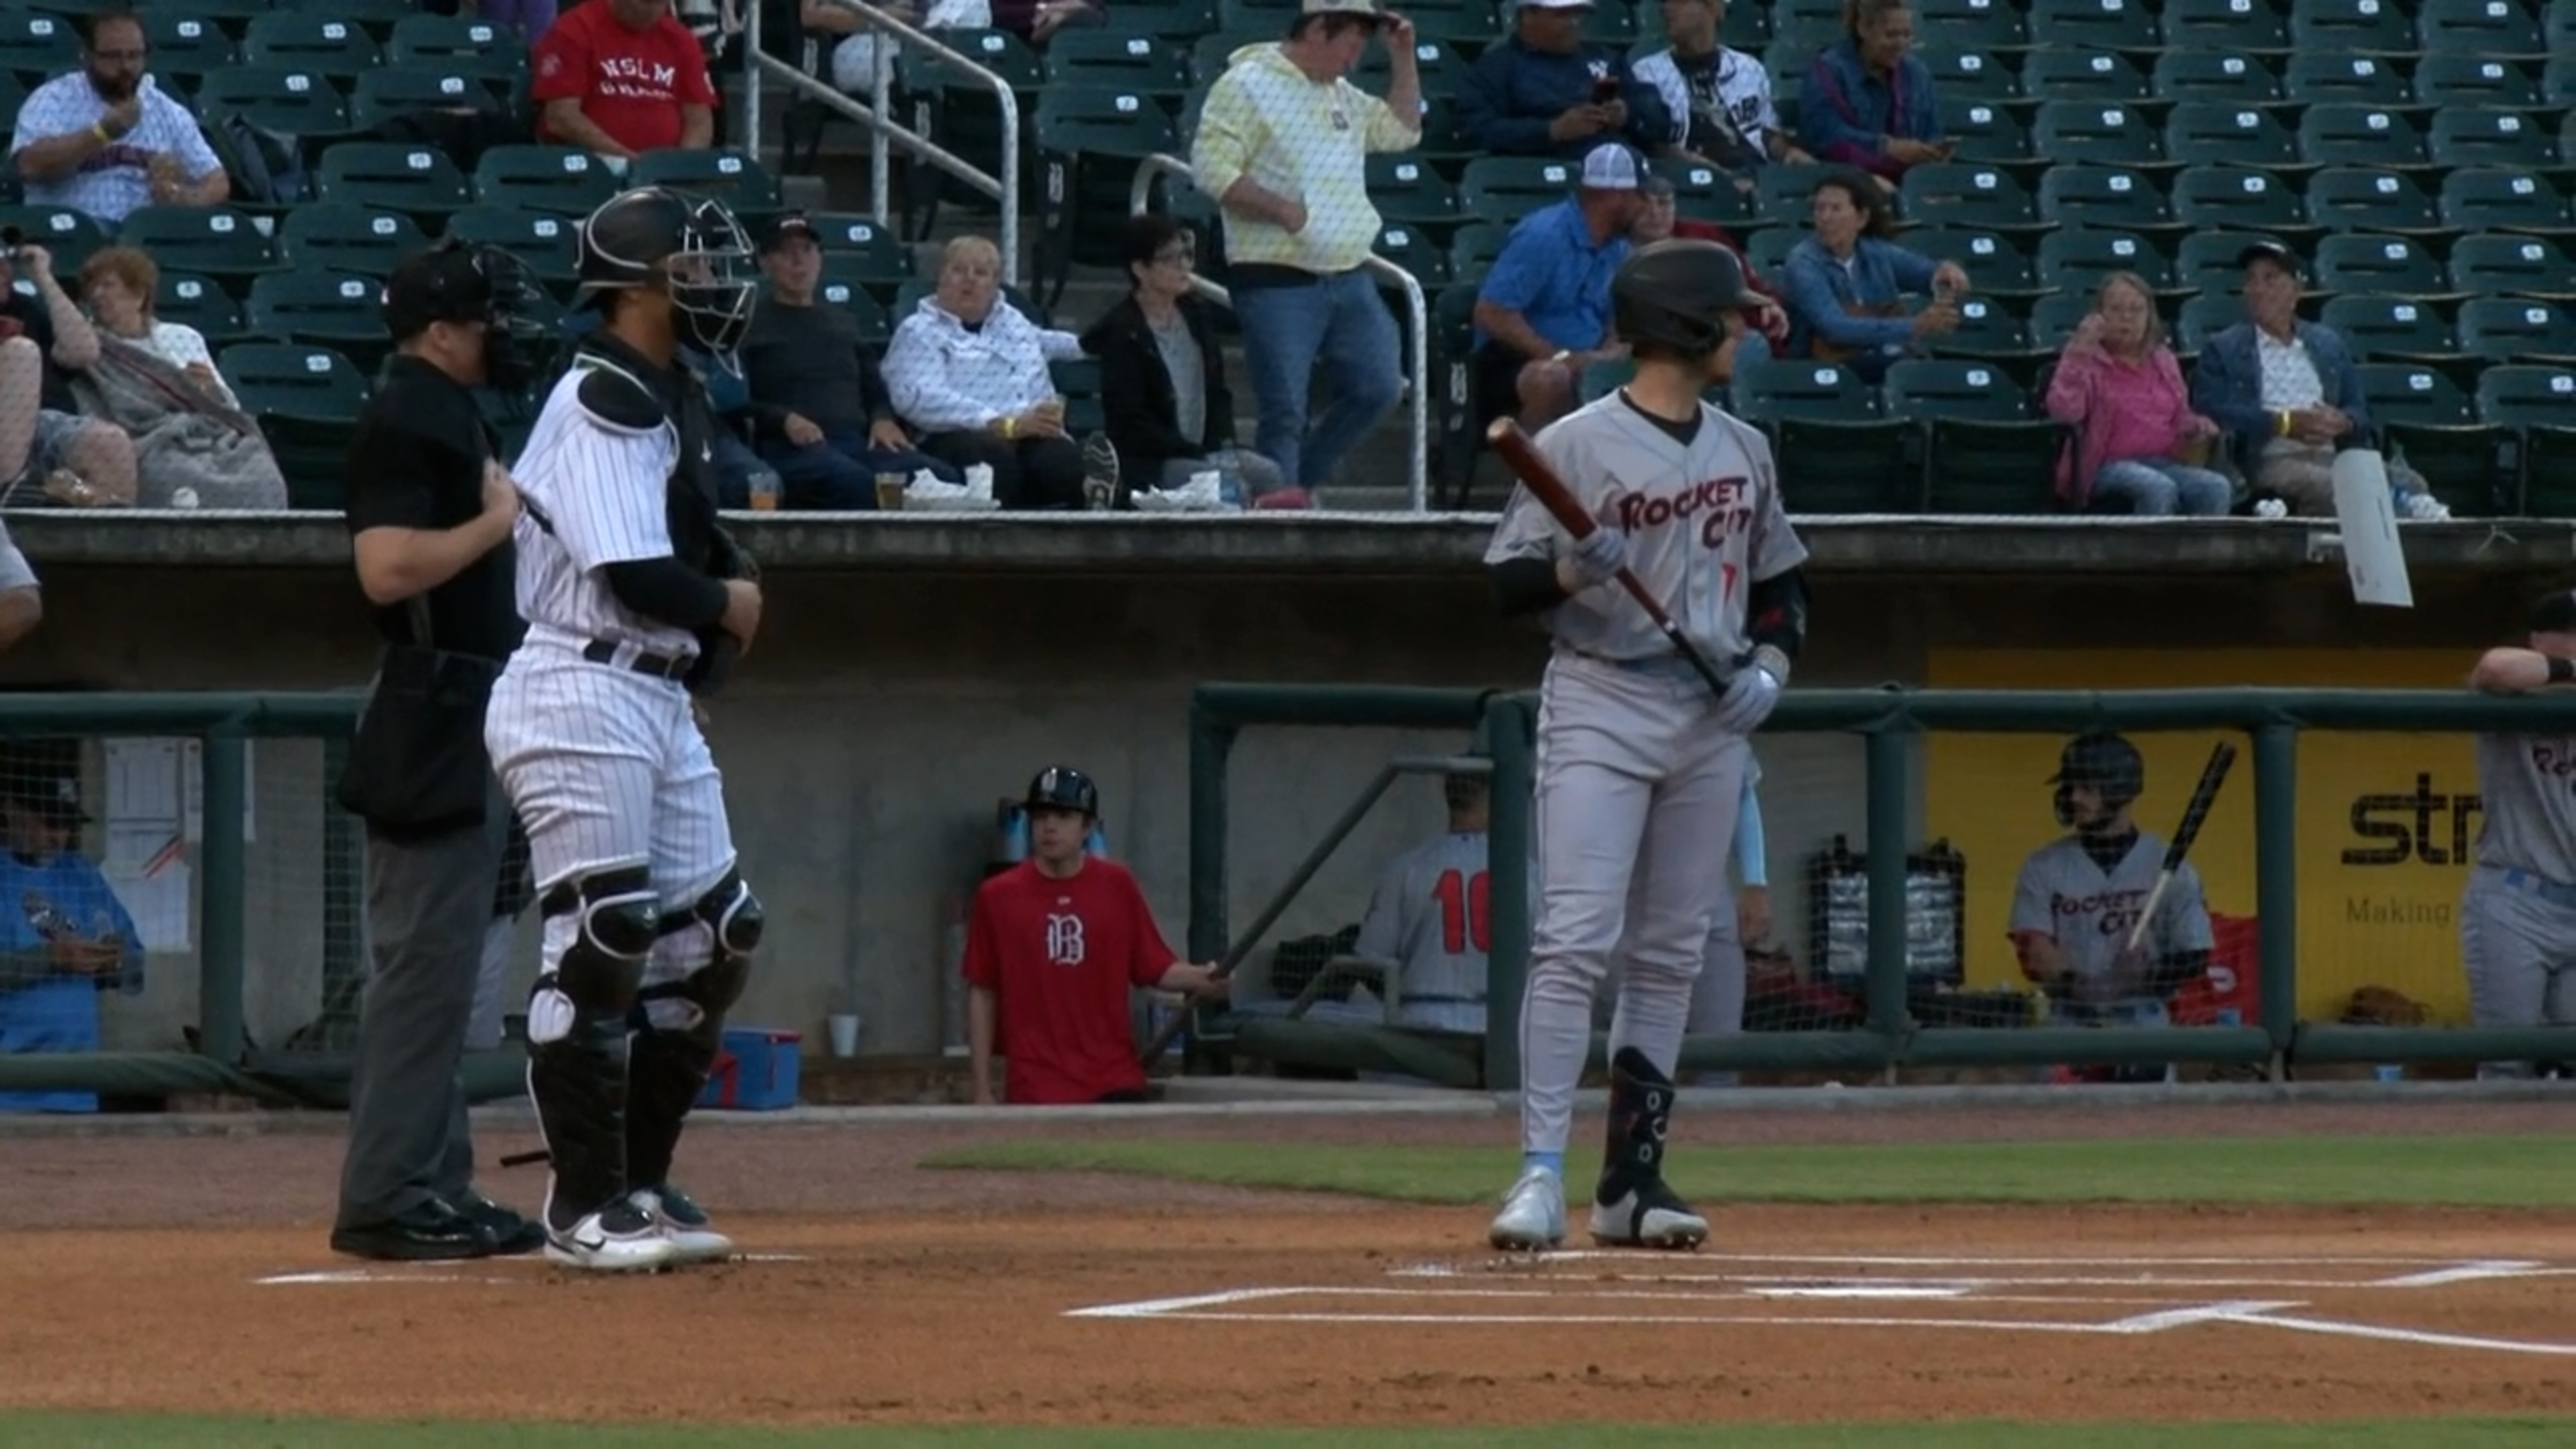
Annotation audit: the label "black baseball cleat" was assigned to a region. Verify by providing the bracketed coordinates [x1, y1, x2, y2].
[329, 1198, 498, 1262]
[455, 1190, 547, 1257]
[1588, 1046, 1711, 1250]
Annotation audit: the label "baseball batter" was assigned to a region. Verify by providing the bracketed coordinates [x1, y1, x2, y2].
[2008, 734, 2214, 1026]
[1482, 240, 1809, 1252]
[484, 186, 767, 1274]
[2461, 591, 2576, 1076]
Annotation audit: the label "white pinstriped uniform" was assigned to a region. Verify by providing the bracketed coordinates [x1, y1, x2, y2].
[485, 361, 738, 997]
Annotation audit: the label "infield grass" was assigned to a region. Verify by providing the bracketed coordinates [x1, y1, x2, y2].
[5, 1415, 2574, 1447]
[920, 1133, 2576, 1207]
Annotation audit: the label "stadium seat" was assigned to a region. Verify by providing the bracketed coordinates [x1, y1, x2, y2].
[2164, 103, 2302, 174]
[2417, 0, 2549, 57]
[2026, 290, 2101, 348]
[1749, 163, 1835, 228]
[2019, 51, 2153, 107]
[0, 14, 79, 78]
[242, 14, 383, 77]
[2025, 0, 2162, 53]
[278, 204, 427, 277]
[2037, 228, 2180, 297]
[2037, 166, 2181, 240]
[2479, 365, 2576, 515]
[1899, 164, 2046, 237]
[248, 272, 396, 372]
[2414, 55, 2543, 112]
[1432, 281, 1484, 508]
[277, 0, 419, 29]
[1102, 0, 1221, 38]
[472, 146, 622, 217]
[814, 275, 895, 348]
[387, 14, 531, 82]
[1885, 358, 2066, 514]
[442, 206, 581, 288]
[2287, 0, 2420, 55]
[2427, 109, 2559, 174]
[1410, 96, 1479, 172]
[2170, 167, 2308, 242]
[1354, 36, 1460, 102]
[1940, 101, 2036, 171]
[2550, 53, 2576, 110]
[1917, 47, 2021, 106]
[2439, 169, 2576, 241]
[2300, 105, 2432, 172]
[154, 274, 247, 349]
[2319, 293, 2461, 362]
[802, 214, 918, 297]
[1458, 157, 1584, 228]
[191, 66, 352, 140]
[1033, 87, 1180, 303]
[1914, 0, 2031, 51]
[1716, 0, 1778, 48]
[1371, 223, 1449, 291]
[2283, 52, 2411, 111]
[1048, 30, 1199, 105]
[141, 14, 237, 79]
[1730, 360, 1919, 512]
[351, 70, 503, 132]
[2160, 0, 2292, 52]
[1449, 222, 1511, 282]
[628, 150, 783, 214]
[1908, 229, 2042, 303]
[1366, 155, 1463, 231]
[2305, 167, 2445, 236]
[2358, 363, 2513, 516]
[220, 343, 370, 511]
[0, 206, 108, 278]
[2314, 233, 2455, 299]
[316, 143, 473, 225]
[1663, 164, 1758, 229]
[1744, 226, 1807, 282]
[112, 205, 278, 292]
[898, 28, 1047, 226]
[1931, 296, 2044, 376]
[2175, 229, 2290, 297]
[2457, 298, 2576, 363]
[2449, 232, 2576, 299]
[2175, 292, 2246, 355]
[2152, 50, 2286, 107]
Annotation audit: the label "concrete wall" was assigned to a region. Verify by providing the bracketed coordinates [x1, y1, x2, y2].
[9, 518, 2570, 1057]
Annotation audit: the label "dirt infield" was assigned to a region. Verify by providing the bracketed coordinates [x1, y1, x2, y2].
[3, 1098, 2573, 1429]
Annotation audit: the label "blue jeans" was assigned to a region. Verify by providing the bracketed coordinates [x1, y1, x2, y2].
[2093, 457, 2233, 517]
[1229, 268, 1404, 489]
[757, 429, 957, 511]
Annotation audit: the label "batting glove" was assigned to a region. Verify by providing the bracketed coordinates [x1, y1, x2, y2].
[1711, 645, 1789, 734]
[1560, 528, 1628, 591]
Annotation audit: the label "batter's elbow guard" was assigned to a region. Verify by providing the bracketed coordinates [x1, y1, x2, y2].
[1746, 567, 1809, 661]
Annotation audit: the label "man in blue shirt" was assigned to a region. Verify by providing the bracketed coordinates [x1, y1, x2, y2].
[1470, 142, 1650, 432]
[0, 747, 141, 1114]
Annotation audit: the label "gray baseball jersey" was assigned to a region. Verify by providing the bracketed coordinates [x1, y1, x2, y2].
[1353, 831, 1493, 1006]
[2471, 732, 2576, 883]
[1483, 394, 1807, 665]
[2009, 834, 2213, 982]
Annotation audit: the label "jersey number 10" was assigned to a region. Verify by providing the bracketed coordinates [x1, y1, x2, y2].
[1433, 869, 1492, 954]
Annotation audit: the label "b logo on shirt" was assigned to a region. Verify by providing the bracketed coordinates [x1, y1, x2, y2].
[1044, 912, 1086, 966]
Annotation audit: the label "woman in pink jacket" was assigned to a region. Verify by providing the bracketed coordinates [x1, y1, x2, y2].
[2045, 272, 2231, 516]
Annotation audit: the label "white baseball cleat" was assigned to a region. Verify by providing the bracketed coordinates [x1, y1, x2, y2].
[1589, 1179, 1709, 1251]
[1488, 1166, 1566, 1252]
[544, 1201, 681, 1273]
[631, 1184, 735, 1266]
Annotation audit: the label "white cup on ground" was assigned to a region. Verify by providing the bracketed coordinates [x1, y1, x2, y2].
[828, 1012, 860, 1058]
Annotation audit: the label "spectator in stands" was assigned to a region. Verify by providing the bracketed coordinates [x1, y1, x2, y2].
[7, 8, 228, 228]
[1192, 0, 1419, 497]
[0, 748, 142, 1115]
[993, 0, 1104, 48]
[0, 244, 136, 509]
[1459, 0, 1668, 161]
[0, 515, 36, 651]
[1797, 0, 1947, 192]
[883, 235, 1103, 510]
[1627, 177, 1788, 354]
[531, 0, 718, 161]
[1779, 170, 1965, 384]
[2045, 272, 2231, 517]
[1470, 142, 1647, 433]
[736, 212, 954, 510]
[2191, 242, 2445, 521]
[59, 247, 282, 510]
[1078, 214, 1293, 508]
[1636, 0, 1811, 191]
[801, 0, 989, 96]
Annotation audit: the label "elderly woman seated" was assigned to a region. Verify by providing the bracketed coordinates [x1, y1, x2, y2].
[61, 246, 281, 509]
[883, 236, 1102, 510]
[1779, 169, 1966, 384]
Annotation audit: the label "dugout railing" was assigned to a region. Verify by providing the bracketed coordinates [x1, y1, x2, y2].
[1182, 682, 2576, 1091]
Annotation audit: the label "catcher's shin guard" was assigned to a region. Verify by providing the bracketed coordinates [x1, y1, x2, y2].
[626, 872, 760, 1190]
[525, 865, 657, 1232]
[1590, 1046, 1709, 1249]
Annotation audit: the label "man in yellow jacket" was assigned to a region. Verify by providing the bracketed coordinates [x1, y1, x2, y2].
[1190, 0, 1419, 502]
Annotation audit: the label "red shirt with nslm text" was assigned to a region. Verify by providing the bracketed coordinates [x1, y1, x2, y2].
[961, 856, 1177, 1106]
[530, 2, 717, 155]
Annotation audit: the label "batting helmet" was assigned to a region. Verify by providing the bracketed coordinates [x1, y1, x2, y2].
[1024, 765, 1099, 818]
[1611, 239, 1762, 358]
[2049, 732, 2145, 826]
[574, 186, 758, 357]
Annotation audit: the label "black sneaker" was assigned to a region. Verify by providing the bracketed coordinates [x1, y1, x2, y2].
[455, 1190, 546, 1257]
[1080, 432, 1120, 511]
[329, 1198, 496, 1262]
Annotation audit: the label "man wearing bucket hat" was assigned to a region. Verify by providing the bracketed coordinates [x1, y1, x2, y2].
[1471, 141, 1650, 433]
[0, 743, 142, 1115]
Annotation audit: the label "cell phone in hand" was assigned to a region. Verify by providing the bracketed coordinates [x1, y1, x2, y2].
[1592, 75, 1620, 104]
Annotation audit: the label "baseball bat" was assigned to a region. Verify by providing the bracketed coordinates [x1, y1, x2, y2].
[1485, 418, 1733, 701]
[2126, 741, 2238, 951]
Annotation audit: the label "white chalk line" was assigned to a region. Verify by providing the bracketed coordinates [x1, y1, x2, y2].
[255, 1252, 810, 1285]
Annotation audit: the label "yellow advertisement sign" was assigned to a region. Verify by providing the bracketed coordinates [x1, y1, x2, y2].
[1924, 651, 2479, 1022]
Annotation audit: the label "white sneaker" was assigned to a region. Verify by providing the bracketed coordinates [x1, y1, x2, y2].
[544, 1200, 680, 1273]
[1487, 1166, 1566, 1251]
[2403, 492, 2452, 521]
[631, 1184, 735, 1265]
[1080, 432, 1120, 511]
[1589, 1177, 1710, 1251]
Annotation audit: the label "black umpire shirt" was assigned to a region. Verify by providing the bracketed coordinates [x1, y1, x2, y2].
[343, 354, 524, 662]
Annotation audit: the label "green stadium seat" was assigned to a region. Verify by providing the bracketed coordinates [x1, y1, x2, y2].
[2175, 228, 2294, 296]
[0, 14, 79, 78]
[140, 13, 237, 79]
[2039, 165, 2182, 241]
[2417, 0, 2549, 58]
[388, 14, 533, 83]
[2305, 167, 2445, 236]
[1900, 163, 2046, 237]
[316, 143, 472, 225]
[2479, 364, 2576, 515]
[278, 203, 427, 277]
[1885, 358, 2066, 515]
[2439, 168, 2576, 242]
[1929, 295, 2044, 371]
[2314, 232, 2456, 299]
[2359, 362, 2512, 516]
[1458, 156, 1583, 228]
[154, 273, 247, 349]
[1449, 221, 1511, 283]
[813, 276, 895, 348]
[2152, 49, 2286, 107]
[1366, 154, 1463, 231]
[1731, 360, 1919, 513]
[1909, 228, 2042, 303]
[802, 214, 919, 298]
[1917, 47, 2021, 106]
[472, 146, 622, 217]
[628, 150, 783, 214]
[2282, 52, 2410, 111]
[111, 205, 277, 291]
[2175, 292, 2245, 355]
[2164, 102, 2302, 174]
[2413, 54, 2543, 112]
[2449, 232, 2576, 300]
[220, 342, 370, 510]
[247, 271, 396, 372]
[2428, 109, 2559, 174]
[2458, 298, 2576, 364]
[442, 206, 580, 287]
[2320, 293, 2461, 362]
[242, 14, 383, 78]
[0, 205, 108, 278]
[1941, 101, 2036, 178]
[2170, 167, 2308, 242]
[1916, 0, 2032, 51]
[1047, 29, 1199, 104]
[191, 66, 351, 139]
[2287, 0, 2420, 55]
[1033, 86, 1180, 305]
[2160, 0, 2292, 52]
[2037, 227, 2181, 298]
[2027, 0, 2163, 53]
[2019, 50, 2153, 106]
[2300, 105, 2433, 172]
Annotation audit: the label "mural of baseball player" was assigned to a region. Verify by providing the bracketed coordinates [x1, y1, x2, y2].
[2460, 590, 2576, 1077]
[2008, 734, 2215, 1068]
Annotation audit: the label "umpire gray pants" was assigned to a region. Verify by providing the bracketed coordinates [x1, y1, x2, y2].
[335, 780, 511, 1228]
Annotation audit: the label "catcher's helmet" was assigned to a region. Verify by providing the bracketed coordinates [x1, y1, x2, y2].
[1612, 239, 1762, 357]
[1025, 765, 1099, 818]
[574, 186, 758, 357]
[2050, 732, 2145, 825]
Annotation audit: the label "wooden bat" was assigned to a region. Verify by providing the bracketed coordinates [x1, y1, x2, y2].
[1484, 417, 1732, 700]
[2126, 741, 2238, 951]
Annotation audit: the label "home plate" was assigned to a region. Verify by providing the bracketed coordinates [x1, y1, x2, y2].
[1745, 1285, 1971, 1299]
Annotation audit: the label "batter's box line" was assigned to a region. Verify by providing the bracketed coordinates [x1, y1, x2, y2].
[1394, 1262, 2561, 1292]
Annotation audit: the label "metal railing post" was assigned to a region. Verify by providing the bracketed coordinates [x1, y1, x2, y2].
[196, 727, 249, 1066]
[1862, 727, 1913, 1041]
[1484, 695, 1535, 1092]
[742, 0, 764, 166]
[1187, 699, 1234, 964]
[2253, 722, 2299, 1074]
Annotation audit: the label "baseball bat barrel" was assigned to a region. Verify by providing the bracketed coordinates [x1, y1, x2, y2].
[2126, 741, 2240, 951]
[1484, 419, 1733, 700]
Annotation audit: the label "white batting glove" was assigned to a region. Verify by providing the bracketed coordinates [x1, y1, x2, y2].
[1560, 528, 1628, 591]
[1710, 645, 1789, 735]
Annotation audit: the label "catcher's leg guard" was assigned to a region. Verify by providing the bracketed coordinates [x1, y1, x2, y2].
[1589, 1046, 1709, 1250]
[627, 871, 760, 1192]
[524, 864, 656, 1234]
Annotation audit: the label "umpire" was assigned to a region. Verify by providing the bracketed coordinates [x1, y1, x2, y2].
[329, 241, 547, 1261]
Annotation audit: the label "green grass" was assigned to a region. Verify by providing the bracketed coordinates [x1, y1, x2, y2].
[921, 1134, 2576, 1208]
[5, 1416, 2573, 1448]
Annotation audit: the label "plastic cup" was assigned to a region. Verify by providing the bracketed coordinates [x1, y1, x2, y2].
[828, 1013, 860, 1058]
[875, 472, 907, 512]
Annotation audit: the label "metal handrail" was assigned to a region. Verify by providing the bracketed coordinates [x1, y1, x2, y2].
[742, 0, 1022, 283]
[1129, 153, 1431, 513]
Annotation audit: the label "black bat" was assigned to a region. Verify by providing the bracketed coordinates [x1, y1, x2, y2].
[2128, 741, 2238, 951]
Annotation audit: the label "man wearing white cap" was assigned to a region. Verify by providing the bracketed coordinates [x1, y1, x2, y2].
[1459, 0, 1667, 160]
[1470, 142, 1649, 433]
[1192, 0, 1420, 497]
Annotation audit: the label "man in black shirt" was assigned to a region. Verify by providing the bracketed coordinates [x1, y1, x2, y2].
[735, 211, 953, 509]
[330, 242, 546, 1262]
